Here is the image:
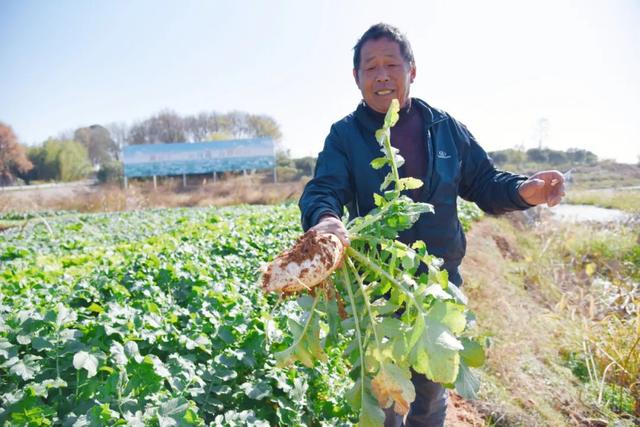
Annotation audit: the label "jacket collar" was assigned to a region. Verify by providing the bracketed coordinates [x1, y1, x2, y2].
[354, 97, 448, 134]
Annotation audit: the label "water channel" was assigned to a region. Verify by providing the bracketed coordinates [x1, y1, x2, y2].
[549, 204, 632, 223]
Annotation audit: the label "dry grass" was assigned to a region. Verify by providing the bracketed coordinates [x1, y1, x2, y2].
[461, 217, 606, 426]
[0, 174, 307, 214]
[460, 213, 640, 425]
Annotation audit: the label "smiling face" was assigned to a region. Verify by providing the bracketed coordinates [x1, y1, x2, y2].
[354, 37, 416, 113]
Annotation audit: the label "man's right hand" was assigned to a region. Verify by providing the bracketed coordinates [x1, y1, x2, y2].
[310, 214, 350, 247]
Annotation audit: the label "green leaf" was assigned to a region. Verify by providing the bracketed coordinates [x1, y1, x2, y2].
[360, 389, 386, 427]
[0, 338, 17, 359]
[373, 193, 386, 208]
[110, 341, 127, 366]
[29, 378, 68, 398]
[375, 129, 388, 145]
[9, 354, 42, 380]
[380, 174, 394, 192]
[73, 351, 98, 378]
[423, 284, 451, 300]
[31, 337, 54, 351]
[377, 318, 403, 339]
[87, 303, 104, 314]
[17, 334, 31, 345]
[398, 177, 423, 191]
[241, 380, 272, 400]
[454, 362, 480, 400]
[124, 341, 143, 363]
[370, 157, 388, 170]
[55, 303, 77, 327]
[157, 397, 194, 426]
[6, 393, 56, 426]
[275, 319, 314, 368]
[383, 99, 400, 129]
[324, 296, 342, 347]
[146, 354, 170, 378]
[401, 249, 418, 270]
[410, 301, 466, 384]
[460, 338, 485, 368]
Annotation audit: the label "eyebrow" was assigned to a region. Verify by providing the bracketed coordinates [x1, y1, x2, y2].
[361, 53, 400, 64]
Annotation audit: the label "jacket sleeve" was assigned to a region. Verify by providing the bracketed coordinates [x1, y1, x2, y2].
[299, 124, 354, 231]
[454, 119, 534, 214]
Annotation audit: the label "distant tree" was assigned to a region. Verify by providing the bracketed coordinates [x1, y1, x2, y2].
[226, 111, 251, 138]
[293, 156, 317, 176]
[567, 148, 598, 165]
[125, 109, 282, 146]
[547, 149, 568, 165]
[0, 122, 33, 185]
[26, 139, 91, 182]
[184, 112, 214, 141]
[247, 114, 282, 141]
[488, 151, 508, 164]
[206, 131, 234, 141]
[74, 124, 118, 166]
[488, 148, 525, 166]
[128, 110, 186, 145]
[97, 161, 123, 184]
[104, 122, 129, 159]
[276, 149, 293, 168]
[526, 148, 548, 163]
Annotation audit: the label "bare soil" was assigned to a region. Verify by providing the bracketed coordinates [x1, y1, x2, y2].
[0, 174, 306, 214]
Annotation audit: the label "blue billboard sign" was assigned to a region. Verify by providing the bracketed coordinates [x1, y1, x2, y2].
[123, 138, 275, 178]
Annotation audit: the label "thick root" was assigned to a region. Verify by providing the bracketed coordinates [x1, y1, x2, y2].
[261, 230, 345, 293]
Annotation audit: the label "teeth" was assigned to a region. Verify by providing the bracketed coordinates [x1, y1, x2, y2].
[376, 90, 392, 95]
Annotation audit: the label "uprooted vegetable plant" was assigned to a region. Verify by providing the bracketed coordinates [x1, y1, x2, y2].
[261, 99, 485, 426]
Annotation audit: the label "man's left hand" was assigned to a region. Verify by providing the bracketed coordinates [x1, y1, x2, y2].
[518, 170, 566, 207]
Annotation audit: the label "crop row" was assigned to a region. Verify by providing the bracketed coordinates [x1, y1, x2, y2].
[0, 201, 481, 425]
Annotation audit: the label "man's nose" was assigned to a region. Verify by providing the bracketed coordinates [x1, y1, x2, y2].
[375, 68, 390, 82]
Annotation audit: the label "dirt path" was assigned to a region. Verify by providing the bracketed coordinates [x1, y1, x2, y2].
[445, 392, 485, 426]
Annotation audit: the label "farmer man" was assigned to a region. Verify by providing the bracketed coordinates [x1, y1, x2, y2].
[298, 23, 565, 426]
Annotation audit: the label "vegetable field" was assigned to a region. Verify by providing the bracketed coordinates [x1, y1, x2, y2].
[0, 203, 480, 426]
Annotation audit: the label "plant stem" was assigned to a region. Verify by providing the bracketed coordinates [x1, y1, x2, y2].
[347, 247, 423, 315]
[348, 207, 388, 235]
[381, 131, 401, 196]
[283, 293, 321, 355]
[340, 265, 367, 408]
[346, 258, 381, 349]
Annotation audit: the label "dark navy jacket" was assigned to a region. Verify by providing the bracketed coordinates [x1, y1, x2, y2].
[299, 98, 532, 284]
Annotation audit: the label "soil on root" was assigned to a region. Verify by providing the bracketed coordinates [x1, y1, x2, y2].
[261, 230, 344, 293]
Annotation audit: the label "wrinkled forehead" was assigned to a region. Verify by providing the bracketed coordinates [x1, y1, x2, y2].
[359, 38, 405, 65]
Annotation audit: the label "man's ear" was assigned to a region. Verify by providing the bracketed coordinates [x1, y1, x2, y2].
[410, 64, 416, 83]
[353, 68, 360, 85]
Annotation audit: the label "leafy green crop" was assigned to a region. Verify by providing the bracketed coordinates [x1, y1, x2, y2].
[0, 205, 360, 425]
[273, 100, 484, 426]
[0, 120, 482, 425]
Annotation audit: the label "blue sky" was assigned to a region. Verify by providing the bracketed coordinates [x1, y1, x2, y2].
[1, 0, 639, 163]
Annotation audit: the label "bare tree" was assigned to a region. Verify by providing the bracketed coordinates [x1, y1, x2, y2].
[0, 122, 33, 185]
[128, 110, 186, 145]
[104, 121, 129, 157]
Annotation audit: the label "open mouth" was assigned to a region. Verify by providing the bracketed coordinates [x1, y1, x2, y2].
[375, 89, 394, 96]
